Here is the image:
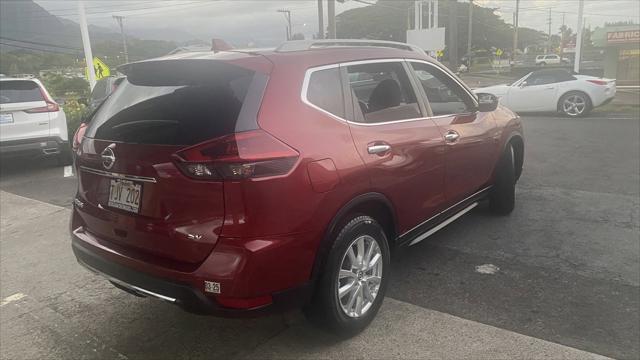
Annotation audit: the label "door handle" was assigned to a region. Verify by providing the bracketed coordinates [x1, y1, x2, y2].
[444, 130, 460, 143]
[367, 144, 391, 155]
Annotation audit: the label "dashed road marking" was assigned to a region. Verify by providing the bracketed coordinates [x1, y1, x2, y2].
[475, 264, 500, 274]
[1, 292, 26, 306]
[63, 165, 74, 178]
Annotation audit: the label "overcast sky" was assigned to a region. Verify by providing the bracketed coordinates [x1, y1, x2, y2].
[33, 0, 640, 46]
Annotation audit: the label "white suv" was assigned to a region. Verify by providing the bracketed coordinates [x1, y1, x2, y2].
[535, 54, 569, 66]
[0, 77, 71, 165]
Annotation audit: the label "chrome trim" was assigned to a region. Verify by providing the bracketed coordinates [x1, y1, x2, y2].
[301, 58, 435, 127]
[400, 186, 491, 238]
[77, 259, 176, 303]
[409, 202, 478, 246]
[80, 166, 157, 183]
[367, 144, 391, 154]
[300, 58, 481, 127]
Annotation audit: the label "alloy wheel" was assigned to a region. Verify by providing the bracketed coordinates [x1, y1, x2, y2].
[562, 94, 586, 116]
[336, 235, 383, 318]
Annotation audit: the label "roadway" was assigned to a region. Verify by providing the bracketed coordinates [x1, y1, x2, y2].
[1, 112, 638, 359]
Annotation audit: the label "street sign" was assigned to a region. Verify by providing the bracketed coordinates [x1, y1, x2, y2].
[85, 57, 110, 80]
[495, 48, 503, 57]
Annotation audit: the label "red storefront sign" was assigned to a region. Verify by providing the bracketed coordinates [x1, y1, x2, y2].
[607, 30, 640, 44]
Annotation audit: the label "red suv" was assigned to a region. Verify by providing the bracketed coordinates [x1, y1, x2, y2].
[71, 40, 524, 334]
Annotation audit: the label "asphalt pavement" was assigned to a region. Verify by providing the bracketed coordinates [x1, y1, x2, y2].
[1, 112, 638, 359]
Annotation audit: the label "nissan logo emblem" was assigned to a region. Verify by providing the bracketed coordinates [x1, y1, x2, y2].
[101, 146, 116, 170]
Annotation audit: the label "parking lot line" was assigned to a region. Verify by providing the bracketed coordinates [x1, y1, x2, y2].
[0, 293, 26, 307]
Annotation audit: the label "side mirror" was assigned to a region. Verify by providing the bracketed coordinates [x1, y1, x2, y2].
[476, 93, 499, 112]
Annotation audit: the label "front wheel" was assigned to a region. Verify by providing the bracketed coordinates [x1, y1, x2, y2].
[489, 144, 516, 215]
[305, 215, 390, 336]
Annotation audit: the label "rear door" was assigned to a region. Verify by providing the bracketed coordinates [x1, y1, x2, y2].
[342, 60, 446, 232]
[408, 61, 498, 205]
[0, 80, 50, 142]
[76, 59, 270, 265]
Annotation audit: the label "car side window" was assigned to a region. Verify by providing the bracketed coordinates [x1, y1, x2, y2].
[526, 74, 558, 86]
[346, 62, 421, 123]
[306, 67, 345, 118]
[410, 62, 473, 116]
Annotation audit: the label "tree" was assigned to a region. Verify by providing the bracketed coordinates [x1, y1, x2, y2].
[291, 33, 305, 40]
[336, 0, 547, 59]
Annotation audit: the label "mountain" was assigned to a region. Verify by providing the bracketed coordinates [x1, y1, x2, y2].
[0, 0, 120, 54]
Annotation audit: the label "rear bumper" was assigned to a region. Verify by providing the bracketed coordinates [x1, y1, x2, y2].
[70, 224, 314, 317]
[0, 136, 67, 157]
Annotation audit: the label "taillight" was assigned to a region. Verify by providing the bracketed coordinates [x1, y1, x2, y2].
[173, 130, 299, 180]
[72, 123, 88, 151]
[587, 79, 608, 86]
[25, 101, 59, 113]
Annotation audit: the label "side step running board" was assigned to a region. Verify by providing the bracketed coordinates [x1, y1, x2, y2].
[409, 202, 478, 246]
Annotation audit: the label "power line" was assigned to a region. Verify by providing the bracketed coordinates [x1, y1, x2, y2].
[0, 36, 82, 51]
[0, 41, 80, 55]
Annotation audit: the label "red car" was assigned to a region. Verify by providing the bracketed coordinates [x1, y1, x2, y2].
[71, 40, 524, 335]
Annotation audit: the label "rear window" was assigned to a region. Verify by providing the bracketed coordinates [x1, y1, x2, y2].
[85, 61, 267, 146]
[0, 81, 44, 104]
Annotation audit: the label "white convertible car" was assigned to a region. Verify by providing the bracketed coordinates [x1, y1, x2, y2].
[474, 69, 616, 117]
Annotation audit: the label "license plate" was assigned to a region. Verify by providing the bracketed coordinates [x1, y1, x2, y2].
[0, 113, 14, 124]
[108, 179, 142, 213]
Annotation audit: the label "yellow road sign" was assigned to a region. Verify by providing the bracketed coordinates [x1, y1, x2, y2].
[85, 57, 111, 80]
[495, 48, 503, 57]
[436, 50, 444, 58]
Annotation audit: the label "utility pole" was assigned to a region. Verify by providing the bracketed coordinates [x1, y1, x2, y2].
[467, 0, 473, 59]
[574, 0, 585, 73]
[414, 1, 421, 30]
[560, 12, 565, 58]
[512, 0, 519, 61]
[448, 0, 458, 69]
[112, 15, 129, 63]
[78, 0, 95, 90]
[547, 8, 552, 52]
[434, 0, 438, 27]
[277, 9, 292, 40]
[327, 0, 336, 39]
[317, 0, 324, 39]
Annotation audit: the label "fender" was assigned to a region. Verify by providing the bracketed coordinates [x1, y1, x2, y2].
[308, 192, 398, 285]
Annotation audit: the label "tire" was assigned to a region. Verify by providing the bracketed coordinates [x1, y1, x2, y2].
[539, 62, 546, 66]
[489, 144, 516, 215]
[304, 215, 390, 336]
[57, 145, 72, 166]
[559, 91, 592, 118]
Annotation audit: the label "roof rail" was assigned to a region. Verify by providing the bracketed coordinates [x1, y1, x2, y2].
[275, 39, 425, 54]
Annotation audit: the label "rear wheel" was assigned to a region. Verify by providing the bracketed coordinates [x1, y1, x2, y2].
[489, 144, 516, 215]
[305, 215, 390, 336]
[560, 91, 591, 117]
[57, 144, 72, 166]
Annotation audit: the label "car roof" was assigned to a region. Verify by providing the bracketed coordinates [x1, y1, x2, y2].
[121, 40, 434, 74]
